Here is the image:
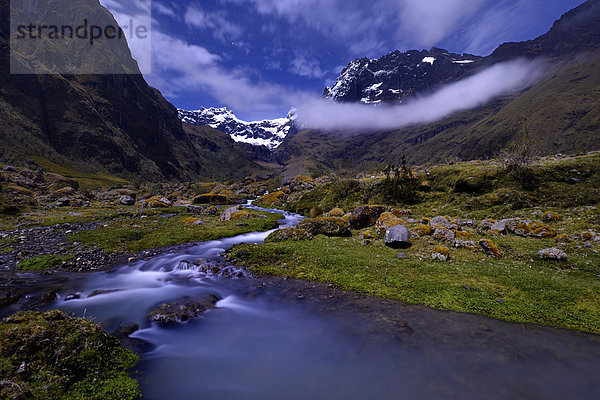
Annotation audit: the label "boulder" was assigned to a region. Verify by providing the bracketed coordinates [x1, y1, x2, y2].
[384, 225, 412, 249]
[490, 219, 510, 234]
[480, 239, 502, 259]
[413, 224, 434, 236]
[325, 207, 345, 217]
[432, 245, 450, 261]
[146, 293, 220, 323]
[265, 228, 313, 243]
[143, 196, 172, 208]
[374, 212, 403, 236]
[350, 205, 387, 229]
[434, 227, 455, 242]
[538, 248, 567, 261]
[119, 195, 135, 206]
[297, 217, 351, 237]
[430, 216, 458, 230]
[220, 206, 249, 221]
[193, 193, 228, 205]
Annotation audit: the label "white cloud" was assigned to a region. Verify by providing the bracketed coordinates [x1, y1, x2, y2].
[295, 60, 545, 132]
[227, 0, 491, 55]
[146, 30, 306, 118]
[153, 2, 178, 19]
[184, 5, 243, 42]
[289, 54, 328, 79]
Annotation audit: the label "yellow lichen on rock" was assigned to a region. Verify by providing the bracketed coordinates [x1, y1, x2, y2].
[413, 224, 434, 236]
[480, 239, 502, 259]
[375, 212, 403, 236]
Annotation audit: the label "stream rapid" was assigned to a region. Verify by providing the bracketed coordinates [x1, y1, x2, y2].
[4, 204, 600, 399]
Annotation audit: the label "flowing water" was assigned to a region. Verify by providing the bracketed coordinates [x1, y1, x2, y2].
[4, 205, 600, 399]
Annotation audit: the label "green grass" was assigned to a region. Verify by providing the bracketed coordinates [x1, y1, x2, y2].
[230, 228, 600, 334]
[0, 310, 140, 400]
[31, 157, 131, 189]
[17, 255, 74, 271]
[68, 209, 282, 253]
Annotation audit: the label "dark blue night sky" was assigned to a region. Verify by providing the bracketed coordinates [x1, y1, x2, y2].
[103, 0, 586, 120]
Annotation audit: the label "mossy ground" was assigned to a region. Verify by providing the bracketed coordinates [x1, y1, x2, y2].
[231, 230, 600, 333]
[17, 254, 74, 271]
[0, 310, 140, 400]
[68, 208, 282, 253]
[230, 153, 600, 334]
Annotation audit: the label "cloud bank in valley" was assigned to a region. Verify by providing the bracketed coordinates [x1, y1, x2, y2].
[294, 59, 546, 132]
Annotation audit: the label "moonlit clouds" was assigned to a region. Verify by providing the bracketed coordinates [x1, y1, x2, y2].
[295, 60, 546, 132]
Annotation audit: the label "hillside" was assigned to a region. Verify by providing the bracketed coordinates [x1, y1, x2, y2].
[273, 0, 600, 175]
[0, 0, 220, 182]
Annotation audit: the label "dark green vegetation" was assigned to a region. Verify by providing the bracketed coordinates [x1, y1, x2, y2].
[0, 310, 140, 400]
[234, 152, 600, 334]
[68, 209, 281, 253]
[17, 255, 74, 271]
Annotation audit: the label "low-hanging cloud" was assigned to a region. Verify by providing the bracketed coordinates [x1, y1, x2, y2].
[295, 59, 546, 132]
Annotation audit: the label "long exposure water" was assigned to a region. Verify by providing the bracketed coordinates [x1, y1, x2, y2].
[5, 204, 600, 399]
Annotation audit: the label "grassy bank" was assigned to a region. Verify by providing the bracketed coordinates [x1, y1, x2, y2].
[231, 230, 600, 333]
[233, 153, 600, 334]
[68, 208, 282, 253]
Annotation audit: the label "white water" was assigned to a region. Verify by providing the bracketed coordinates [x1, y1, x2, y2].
[27, 203, 600, 400]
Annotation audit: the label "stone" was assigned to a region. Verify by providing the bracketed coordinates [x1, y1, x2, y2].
[480, 239, 502, 259]
[434, 228, 455, 242]
[397, 252, 406, 259]
[384, 225, 412, 249]
[119, 195, 135, 206]
[325, 207, 345, 217]
[220, 206, 249, 221]
[430, 216, 459, 230]
[374, 212, 403, 236]
[490, 219, 510, 234]
[413, 224, 434, 236]
[265, 228, 312, 243]
[297, 217, 351, 237]
[143, 196, 172, 208]
[431, 246, 450, 261]
[538, 248, 567, 261]
[349, 206, 387, 229]
[146, 293, 220, 323]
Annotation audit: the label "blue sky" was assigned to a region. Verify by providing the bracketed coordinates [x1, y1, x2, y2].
[108, 0, 586, 121]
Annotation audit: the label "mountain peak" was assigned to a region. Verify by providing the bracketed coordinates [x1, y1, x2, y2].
[178, 107, 297, 149]
[323, 48, 482, 104]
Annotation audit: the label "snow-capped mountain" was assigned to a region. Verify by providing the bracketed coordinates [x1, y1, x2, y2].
[178, 107, 297, 149]
[323, 47, 483, 104]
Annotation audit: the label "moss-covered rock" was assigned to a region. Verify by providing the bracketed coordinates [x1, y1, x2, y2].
[544, 211, 561, 222]
[432, 245, 450, 261]
[374, 212, 403, 236]
[480, 239, 502, 259]
[325, 207, 345, 217]
[255, 191, 287, 207]
[0, 310, 140, 400]
[349, 205, 387, 229]
[413, 224, 434, 236]
[143, 195, 172, 208]
[297, 217, 351, 237]
[265, 228, 313, 243]
[193, 193, 228, 205]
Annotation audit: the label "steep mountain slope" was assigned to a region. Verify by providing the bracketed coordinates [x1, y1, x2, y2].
[275, 0, 600, 175]
[178, 107, 298, 149]
[183, 124, 277, 180]
[323, 48, 482, 104]
[0, 0, 216, 182]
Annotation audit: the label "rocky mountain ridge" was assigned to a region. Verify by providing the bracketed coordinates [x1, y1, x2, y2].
[178, 107, 298, 149]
